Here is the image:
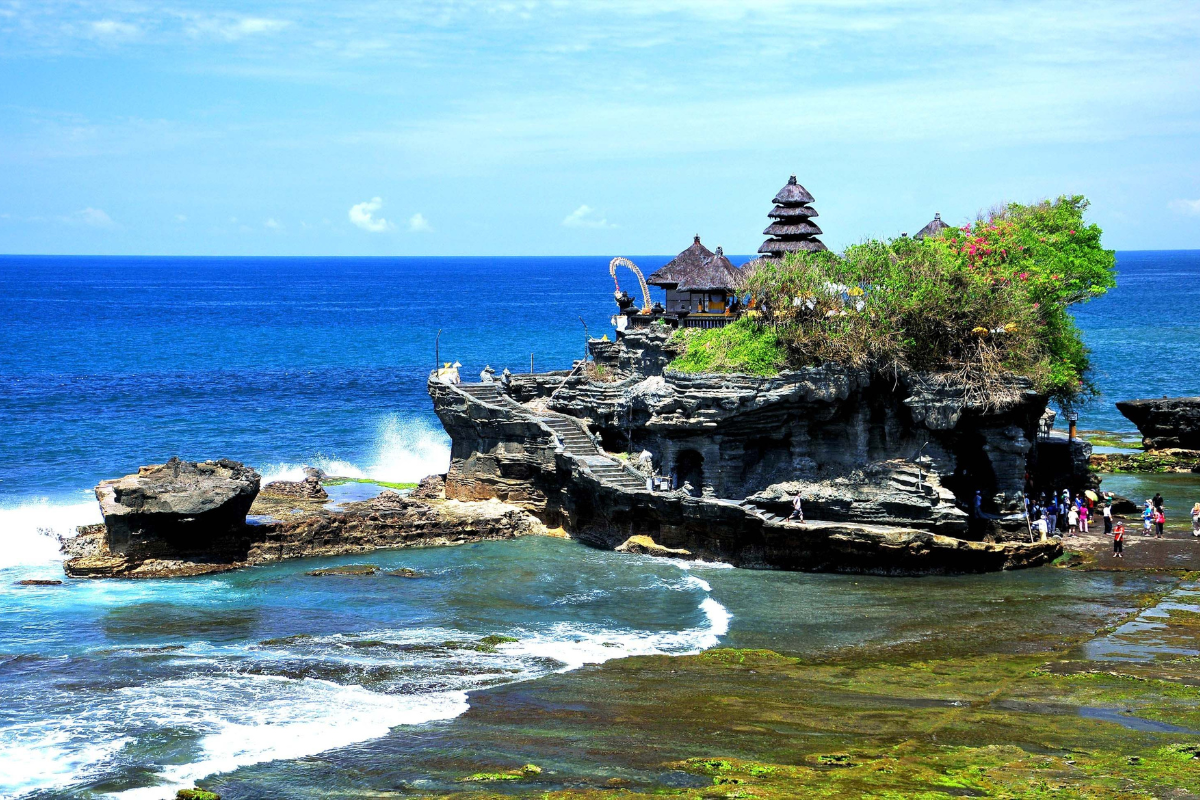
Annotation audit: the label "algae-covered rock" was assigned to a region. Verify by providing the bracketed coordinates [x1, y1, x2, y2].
[306, 564, 379, 577]
[176, 789, 220, 800]
[615, 535, 692, 558]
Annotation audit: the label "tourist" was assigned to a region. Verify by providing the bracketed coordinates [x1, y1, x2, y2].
[789, 494, 805, 524]
[1035, 513, 1048, 540]
[1079, 503, 1090, 534]
[1153, 506, 1165, 538]
[1153, 492, 1165, 515]
[1045, 500, 1058, 538]
[1192, 503, 1200, 537]
[973, 490, 983, 518]
[1142, 501, 1154, 536]
[1102, 501, 1113, 535]
[1113, 520, 1125, 558]
[1067, 503, 1079, 536]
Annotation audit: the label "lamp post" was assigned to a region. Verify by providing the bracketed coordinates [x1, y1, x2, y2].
[1066, 411, 1079, 441]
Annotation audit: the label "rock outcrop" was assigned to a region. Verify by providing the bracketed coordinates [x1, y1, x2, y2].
[1116, 397, 1200, 451]
[745, 460, 969, 537]
[95, 458, 260, 557]
[508, 349, 1047, 517]
[263, 475, 327, 499]
[64, 484, 544, 579]
[430, 369, 1062, 574]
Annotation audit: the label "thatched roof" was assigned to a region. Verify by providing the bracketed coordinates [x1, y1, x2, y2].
[768, 204, 818, 220]
[759, 174, 826, 256]
[675, 246, 746, 292]
[647, 234, 714, 287]
[757, 238, 829, 255]
[913, 212, 950, 240]
[763, 220, 823, 237]
[772, 175, 815, 205]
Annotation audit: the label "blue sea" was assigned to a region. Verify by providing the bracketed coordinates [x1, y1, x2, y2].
[0, 250, 1198, 798]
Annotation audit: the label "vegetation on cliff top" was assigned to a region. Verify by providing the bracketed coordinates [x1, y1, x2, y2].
[670, 196, 1116, 405]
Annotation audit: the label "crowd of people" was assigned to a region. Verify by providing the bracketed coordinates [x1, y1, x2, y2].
[1026, 489, 1200, 558]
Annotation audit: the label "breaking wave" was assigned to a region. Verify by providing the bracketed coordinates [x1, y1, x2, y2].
[0, 496, 101, 571]
[258, 414, 450, 485]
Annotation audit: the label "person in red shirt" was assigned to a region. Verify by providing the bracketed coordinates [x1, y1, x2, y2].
[1113, 520, 1125, 558]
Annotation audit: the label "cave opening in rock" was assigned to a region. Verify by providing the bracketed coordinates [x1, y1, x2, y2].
[945, 431, 998, 517]
[674, 449, 704, 496]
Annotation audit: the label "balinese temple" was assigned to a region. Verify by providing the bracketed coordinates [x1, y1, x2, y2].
[637, 237, 745, 329]
[913, 212, 950, 240]
[757, 175, 826, 258]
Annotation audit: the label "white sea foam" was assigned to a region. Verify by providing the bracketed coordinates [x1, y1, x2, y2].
[0, 726, 131, 798]
[0, 496, 101, 570]
[257, 414, 450, 485]
[106, 675, 468, 800]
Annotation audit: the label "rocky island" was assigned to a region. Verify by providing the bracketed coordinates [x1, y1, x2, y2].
[59, 183, 1116, 580]
[426, 184, 1118, 575]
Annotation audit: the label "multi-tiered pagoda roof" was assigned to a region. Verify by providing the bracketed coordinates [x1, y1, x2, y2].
[757, 175, 826, 257]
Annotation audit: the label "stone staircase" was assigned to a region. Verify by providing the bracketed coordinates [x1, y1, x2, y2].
[537, 414, 647, 492]
[737, 499, 797, 526]
[459, 382, 518, 408]
[454, 382, 646, 494]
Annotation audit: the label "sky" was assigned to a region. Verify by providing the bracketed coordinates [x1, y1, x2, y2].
[1, 0, 1198, 256]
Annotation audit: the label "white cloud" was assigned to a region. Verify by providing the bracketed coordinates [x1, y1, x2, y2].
[264, 217, 282, 230]
[89, 20, 139, 39]
[66, 207, 115, 228]
[562, 204, 614, 229]
[408, 212, 431, 232]
[187, 16, 290, 41]
[175, 214, 187, 222]
[349, 197, 393, 232]
[1168, 199, 1200, 216]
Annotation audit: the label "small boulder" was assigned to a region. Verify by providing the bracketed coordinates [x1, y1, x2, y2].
[177, 790, 220, 800]
[96, 457, 260, 556]
[263, 476, 327, 500]
[15, 579, 63, 586]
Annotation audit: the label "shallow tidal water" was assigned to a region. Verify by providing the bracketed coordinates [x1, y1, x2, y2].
[0, 536, 1163, 799]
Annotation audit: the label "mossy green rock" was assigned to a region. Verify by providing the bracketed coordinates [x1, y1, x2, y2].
[306, 564, 378, 577]
[176, 790, 220, 800]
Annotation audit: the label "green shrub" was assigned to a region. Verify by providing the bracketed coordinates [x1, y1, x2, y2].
[669, 317, 786, 376]
[733, 195, 1114, 405]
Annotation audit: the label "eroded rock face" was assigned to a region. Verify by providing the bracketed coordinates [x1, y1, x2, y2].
[411, 473, 446, 500]
[746, 460, 969, 537]
[96, 458, 260, 556]
[524, 365, 1044, 514]
[1116, 397, 1200, 450]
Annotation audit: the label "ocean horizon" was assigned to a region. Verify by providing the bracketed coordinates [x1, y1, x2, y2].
[3, 249, 1199, 526]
